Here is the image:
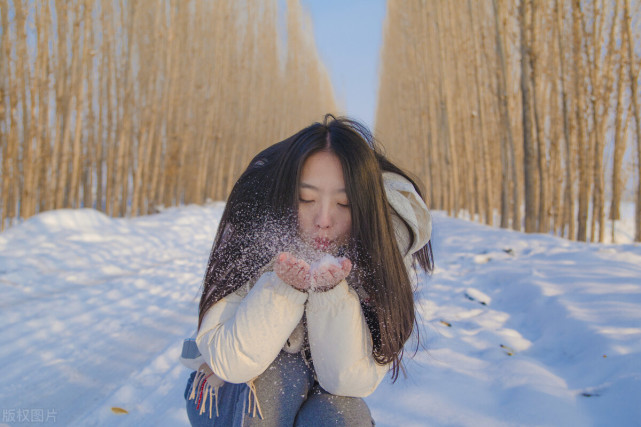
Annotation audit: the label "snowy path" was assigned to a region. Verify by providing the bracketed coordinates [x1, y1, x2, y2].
[0, 206, 640, 426]
[0, 206, 224, 426]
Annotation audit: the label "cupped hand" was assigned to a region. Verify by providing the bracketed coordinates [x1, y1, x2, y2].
[310, 258, 352, 292]
[274, 252, 311, 292]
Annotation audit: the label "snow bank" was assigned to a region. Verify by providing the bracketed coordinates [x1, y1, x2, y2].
[0, 205, 639, 426]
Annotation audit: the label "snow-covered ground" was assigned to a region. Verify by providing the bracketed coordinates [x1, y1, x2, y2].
[455, 201, 638, 245]
[0, 205, 640, 426]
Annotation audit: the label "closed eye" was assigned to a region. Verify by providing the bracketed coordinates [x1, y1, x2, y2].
[299, 198, 313, 203]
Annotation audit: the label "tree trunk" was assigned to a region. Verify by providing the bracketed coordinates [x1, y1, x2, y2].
[521, 0, 537, 233]
[573, 0, 590, 241]
[530, 0, 549, 234]
[69, 1, 90, 209]
[623, 0, 641, 241]
[493, 0, 515, 229]
[610, 29, 627, 242]
[469, 0, 493, 225]
[435, 1, 458, 216]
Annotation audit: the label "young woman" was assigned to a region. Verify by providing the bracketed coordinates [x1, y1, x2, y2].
[182, 115, 433, 426]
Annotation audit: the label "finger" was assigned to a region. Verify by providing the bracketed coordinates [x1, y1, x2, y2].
[317, 269, 334, 286]
[276, 253, 294, 271]
[291, 260, 305, 276]
[276, 255, 297, 276]
[275, 265, 292, 282]
[296, 265, 310, 282]
[327, 265, 344, 282]
[284, 254, 298, 268]
[341, 258, 352, 274]
[295, 257, 309, 267]
[310, 270, 322, 288]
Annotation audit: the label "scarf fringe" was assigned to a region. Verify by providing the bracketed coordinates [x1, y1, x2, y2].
[188, 365, 264, 421]
[188, 364, 221, 419]
[246, 378, 264, 420]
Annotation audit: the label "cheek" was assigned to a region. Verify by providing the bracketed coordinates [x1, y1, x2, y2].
[297, 207, 312, 234]
[339, 211, 352, 237]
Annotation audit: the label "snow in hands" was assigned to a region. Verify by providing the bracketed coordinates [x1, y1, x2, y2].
[309, 253, 343, 272]
[308, 254, 349, 291]
[275, 251, 350, 292]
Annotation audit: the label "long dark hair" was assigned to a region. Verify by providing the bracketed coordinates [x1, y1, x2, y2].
[198, 115, 433, 381]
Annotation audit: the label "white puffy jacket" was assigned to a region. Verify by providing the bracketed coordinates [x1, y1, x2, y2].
[194, 172, 431, 398]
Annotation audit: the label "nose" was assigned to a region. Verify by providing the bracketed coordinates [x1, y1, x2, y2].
[315, 202, 332, 229]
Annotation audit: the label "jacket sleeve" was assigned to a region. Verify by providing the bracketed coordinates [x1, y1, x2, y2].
[305, 281, 389, 397]
[196, 271, 308, 383]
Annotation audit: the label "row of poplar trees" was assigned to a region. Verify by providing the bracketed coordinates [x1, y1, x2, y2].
[0, 0, 336, 231]
[377, 0, 641, 243]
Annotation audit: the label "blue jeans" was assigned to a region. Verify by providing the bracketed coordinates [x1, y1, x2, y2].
[185, 351, 374, 426]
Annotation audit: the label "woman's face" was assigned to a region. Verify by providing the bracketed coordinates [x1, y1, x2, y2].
[298, 150, 352, 252]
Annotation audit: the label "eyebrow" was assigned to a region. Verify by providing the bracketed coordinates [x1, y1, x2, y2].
[300, 182, 347, 194]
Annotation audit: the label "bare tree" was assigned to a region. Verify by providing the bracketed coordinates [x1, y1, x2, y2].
[623, 0, 641, 241]
[610, 23, 629, 242]
[0, 0, 337, 230]
[521, 0, 538, 233]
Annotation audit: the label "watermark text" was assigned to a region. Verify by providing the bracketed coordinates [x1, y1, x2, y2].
[2, 408, 57, 423]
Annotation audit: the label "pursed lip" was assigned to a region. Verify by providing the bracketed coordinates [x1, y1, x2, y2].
[313, 238, 332, 250]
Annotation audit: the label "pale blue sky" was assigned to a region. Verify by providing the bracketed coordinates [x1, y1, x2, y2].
[300, 0, 387, 130]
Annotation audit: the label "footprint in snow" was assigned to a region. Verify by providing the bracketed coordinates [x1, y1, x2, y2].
[464, 288, 490, 306]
